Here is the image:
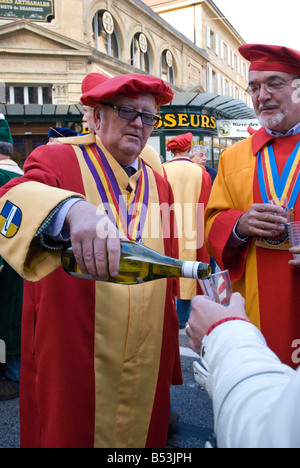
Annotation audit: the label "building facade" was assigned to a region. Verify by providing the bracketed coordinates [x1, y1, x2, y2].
[0, 0, 252, 165]
[144, 0, 251, 104]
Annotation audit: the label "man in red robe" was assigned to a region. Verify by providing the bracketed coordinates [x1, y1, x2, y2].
[0, 74, 182, 448]
[205, 44, 300, 369]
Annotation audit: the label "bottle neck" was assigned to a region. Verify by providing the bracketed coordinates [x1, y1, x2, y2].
[181, 261, 201, 279]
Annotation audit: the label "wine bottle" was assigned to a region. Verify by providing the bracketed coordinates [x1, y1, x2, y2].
[61, 240, 212, 285]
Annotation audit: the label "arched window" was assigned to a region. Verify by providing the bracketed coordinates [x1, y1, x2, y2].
[92, 10, 119, 58]
[131, 33, 150, 73]
[161, 50, 175, 85]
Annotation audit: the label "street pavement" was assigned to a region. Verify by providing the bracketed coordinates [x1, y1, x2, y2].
[0, 329, 214, 449]
[168, 329, 214, 449]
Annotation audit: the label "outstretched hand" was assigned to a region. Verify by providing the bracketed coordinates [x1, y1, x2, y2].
[187, 293, 247, 354]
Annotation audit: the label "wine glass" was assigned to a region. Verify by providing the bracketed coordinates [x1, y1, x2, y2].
[198, 270, 233, 306]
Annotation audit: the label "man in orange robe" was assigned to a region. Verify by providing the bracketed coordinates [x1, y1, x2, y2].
[0, 74, 182, 448]
[205, 44, 300, 368]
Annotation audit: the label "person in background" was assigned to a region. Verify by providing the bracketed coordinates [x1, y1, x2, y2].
[0, 117, 23, 401]
[47, 127, 77, 144]
[190, 145, 218, 185]
[205, 44, 300, 369]
[164, 133, 211, 328]
[190, 145, 218, 273]
[0, 74, 182, 448]
[186, 294, 300, 448]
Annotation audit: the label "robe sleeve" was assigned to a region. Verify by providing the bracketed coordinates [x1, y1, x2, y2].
[0, 145, 86, 282]
[205, 151, 252, 281]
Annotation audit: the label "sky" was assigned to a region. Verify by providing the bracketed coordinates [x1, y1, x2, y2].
[213, 0, 300, 51]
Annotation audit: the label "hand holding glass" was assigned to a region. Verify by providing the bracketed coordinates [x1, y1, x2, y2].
[199, 270, 233, 306]
[268, 197, 290, 222]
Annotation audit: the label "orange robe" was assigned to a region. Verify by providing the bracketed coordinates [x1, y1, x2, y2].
[205, 128, 300, 368]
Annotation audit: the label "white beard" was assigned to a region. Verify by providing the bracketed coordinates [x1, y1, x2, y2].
[258, 111, 288, 130]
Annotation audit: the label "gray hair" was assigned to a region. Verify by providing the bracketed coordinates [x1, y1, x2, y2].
[190, 145, 207, 156]
[0, 141, 13, 157]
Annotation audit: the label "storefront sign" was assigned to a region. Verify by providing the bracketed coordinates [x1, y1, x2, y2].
[0, 0, 54, 22]
[157, 113, 216, 130]
[217, 119, 261, 138]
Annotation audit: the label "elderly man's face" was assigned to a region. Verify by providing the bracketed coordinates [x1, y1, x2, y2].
[249, 70, 300, 133]
[95, 93, 156, 166]
[196, 150, 207, 166]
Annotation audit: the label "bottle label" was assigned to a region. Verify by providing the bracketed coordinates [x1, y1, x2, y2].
[181, 261, 201, 279]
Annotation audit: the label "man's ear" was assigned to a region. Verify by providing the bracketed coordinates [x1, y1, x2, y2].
[93, 105, 102, 132]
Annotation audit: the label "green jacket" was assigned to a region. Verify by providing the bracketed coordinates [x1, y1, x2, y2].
[0, 161, 24, 355]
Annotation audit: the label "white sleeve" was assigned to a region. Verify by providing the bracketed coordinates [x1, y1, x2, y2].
[193, 321, 298, 448]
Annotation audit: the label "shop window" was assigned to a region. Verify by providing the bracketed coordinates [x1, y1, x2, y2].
[5, 85, 53, 105]
[131, 33, 150, 72]
[161, 50, 175, 85]
[92, 10, 119, 58]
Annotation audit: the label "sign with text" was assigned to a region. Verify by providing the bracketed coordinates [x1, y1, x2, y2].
[0, 0, 54, 22]
[217, 119, 261, 138]
[157, 113, 216, 130]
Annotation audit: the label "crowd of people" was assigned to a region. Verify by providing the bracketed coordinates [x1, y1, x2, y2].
[0, 42, 300, 448]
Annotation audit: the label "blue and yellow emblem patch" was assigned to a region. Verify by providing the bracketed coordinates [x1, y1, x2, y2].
[0, 201, 22, 238]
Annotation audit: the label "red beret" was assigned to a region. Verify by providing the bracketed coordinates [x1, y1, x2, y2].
[239, 44, 300, 75]
[167, 133, 193, 153]
[81, 73, 110, 94]
[81, 74, 173, 107]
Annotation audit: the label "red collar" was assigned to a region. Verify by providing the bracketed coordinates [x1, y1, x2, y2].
[252, 127, 275, 155]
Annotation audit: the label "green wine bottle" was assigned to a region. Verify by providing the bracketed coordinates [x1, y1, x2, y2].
[61, 240, 212, 285]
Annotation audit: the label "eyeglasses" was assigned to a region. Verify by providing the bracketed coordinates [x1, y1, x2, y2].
[100, 102, 161, 127]
[246, 77, 298, 96]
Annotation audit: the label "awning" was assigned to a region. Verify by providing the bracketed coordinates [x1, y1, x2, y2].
[165, 92, 256, 119]
[0, 103, 84, 123]
[1, 93, 256, 122]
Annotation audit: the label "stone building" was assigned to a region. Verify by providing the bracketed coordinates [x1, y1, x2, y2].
[0, 0, 253, 164]
[145, 0, 252, 104]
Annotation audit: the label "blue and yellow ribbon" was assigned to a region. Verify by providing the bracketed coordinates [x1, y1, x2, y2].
[257, 140, 300, 209]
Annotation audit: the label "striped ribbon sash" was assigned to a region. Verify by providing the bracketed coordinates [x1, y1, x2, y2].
[79, 144, 149, 242]
[257, 140, 300, 209]
[256, 141, 300, 249]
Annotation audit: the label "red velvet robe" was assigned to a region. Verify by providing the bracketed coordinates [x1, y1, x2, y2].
[0, 138, 182, 448]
